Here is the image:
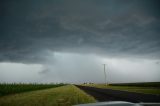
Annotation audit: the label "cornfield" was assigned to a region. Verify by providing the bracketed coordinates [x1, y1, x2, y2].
[0, 83, 65, 96]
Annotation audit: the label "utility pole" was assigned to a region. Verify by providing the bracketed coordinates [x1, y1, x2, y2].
[103, 64, 107, 85]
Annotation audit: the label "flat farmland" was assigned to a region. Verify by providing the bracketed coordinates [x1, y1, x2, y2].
[0, 83, 65, 96]
[0, 85, 96, 106]
[82, 82, 160, 95]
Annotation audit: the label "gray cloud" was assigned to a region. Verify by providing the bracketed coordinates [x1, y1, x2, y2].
[0, 53, 160, 83]
[38, 67, 50, 75]
[0, 0, 160, 63]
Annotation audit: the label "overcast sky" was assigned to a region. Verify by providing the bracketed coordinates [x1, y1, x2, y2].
[0, 0, 160, 83]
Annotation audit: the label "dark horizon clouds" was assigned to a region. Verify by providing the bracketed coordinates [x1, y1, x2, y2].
[0, 0, 160, 83]
[0, 0, 160, 63]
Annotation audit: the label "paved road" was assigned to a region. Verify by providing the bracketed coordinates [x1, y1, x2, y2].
[76, 85, 160, 103]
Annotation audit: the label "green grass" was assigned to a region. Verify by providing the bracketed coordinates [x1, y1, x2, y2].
[0, 83, 65, 96]
[0, 85, 96, 106]
[109, 82, 160, 87]
[83, 84, 160, 95]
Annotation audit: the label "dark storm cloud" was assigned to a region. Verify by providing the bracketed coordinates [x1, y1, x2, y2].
[0, 0, 160, 63]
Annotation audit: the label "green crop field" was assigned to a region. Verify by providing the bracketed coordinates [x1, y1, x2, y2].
[0, 85, 96, 106]
[108, 82, 160, 87]
[0, 83, 65, 96]
[83, 83, 160, 95]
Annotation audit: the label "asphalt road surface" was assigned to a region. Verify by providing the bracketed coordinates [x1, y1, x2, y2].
[76, 85, 160, 103]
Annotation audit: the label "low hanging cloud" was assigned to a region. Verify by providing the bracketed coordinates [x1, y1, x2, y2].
[1, 52, 159, 83]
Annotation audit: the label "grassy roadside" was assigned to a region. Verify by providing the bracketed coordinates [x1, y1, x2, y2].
[0, 85, 96, 106]
[82, 84, 160, 95]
